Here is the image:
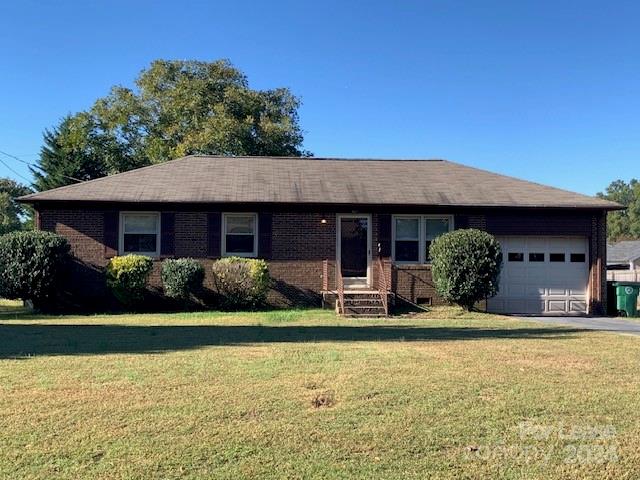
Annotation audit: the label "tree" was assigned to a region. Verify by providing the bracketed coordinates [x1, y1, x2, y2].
[597, 179, 640, 241]
[31, 114, 116, 191]
[0, 178, 32, 234]
[32, 59, 308, 190]
[429, 229, 503, 311]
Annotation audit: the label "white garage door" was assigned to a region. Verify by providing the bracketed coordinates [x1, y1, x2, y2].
[487, 236, 589, 315]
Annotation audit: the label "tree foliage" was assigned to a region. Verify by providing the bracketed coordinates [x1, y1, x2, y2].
[0, 178, 32, 234]
[0, 231, 70, 310]
[597, 179, 640, 241]
[31, 114, 116, 191]
[33, 59, 308, 190]
[429, 229, 503, 311]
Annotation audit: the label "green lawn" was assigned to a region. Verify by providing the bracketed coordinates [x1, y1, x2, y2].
[1, 306, 638, 479]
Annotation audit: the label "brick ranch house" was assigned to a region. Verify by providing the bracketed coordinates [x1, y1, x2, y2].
[19, 156, 621, 315]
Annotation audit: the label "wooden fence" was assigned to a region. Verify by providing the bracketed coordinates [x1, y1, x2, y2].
[607, 270, 640, 282]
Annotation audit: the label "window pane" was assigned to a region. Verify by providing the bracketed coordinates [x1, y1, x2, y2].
[124, 214, 158, 234]
[550, 253, 565, 262]
[529, 253, 545, 262]
[570, 253, 586, 263]
[395, 240, 419, 262]
[508, 252, 524, 262]
[226, 215, 255, 234]
[395, 218, 419, 239]
[124, 234, 157, 253]
[425, 218, 450, 240]
[226, 235, 254, 253]
[424, 218, 450, 262]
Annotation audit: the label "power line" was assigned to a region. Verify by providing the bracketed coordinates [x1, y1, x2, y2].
[0, 149, 34, 166]
[0, 154, 32, 183]
[0, 149, 84, 184]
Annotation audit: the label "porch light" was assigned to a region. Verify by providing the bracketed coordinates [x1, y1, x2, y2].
[320, 217, 328, 224]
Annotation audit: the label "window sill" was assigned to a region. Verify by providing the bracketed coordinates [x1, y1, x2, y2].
[222, 253, 258, 258]
[394, 263, 433, 269]
[119, 252, 160, 258]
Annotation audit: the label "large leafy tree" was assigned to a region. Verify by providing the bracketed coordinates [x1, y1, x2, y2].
[32, 59, 308, 191]
[597, 179, 640, 241]
[0, 178, 32, 234]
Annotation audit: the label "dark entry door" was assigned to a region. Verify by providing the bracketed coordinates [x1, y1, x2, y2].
[339, 216, 369, 285]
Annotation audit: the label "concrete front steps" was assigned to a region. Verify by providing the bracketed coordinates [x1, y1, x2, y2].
[322, 290, 391, 317]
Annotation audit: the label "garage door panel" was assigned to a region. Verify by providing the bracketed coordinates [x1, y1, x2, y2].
[548, 285, 569, 296]
[548, 300, 568, 312]
[569, 301, 587, 313]
[505, 299, 528, 313]
[509, 284, 528, 296]
[489, 236, 588, 315]
[527, 285, 546, 296]
[529, 300, 546, 314]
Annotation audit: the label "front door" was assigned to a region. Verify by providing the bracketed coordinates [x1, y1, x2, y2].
[337, 214, 371, 288]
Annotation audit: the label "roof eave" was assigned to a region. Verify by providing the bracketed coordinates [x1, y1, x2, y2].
[18, 196, 625, 210]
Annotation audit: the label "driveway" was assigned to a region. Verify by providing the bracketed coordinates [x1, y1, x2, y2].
[521, 316, 640, 337]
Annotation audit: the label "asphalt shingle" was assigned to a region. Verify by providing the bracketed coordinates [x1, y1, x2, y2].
[19, 155, 622, 209]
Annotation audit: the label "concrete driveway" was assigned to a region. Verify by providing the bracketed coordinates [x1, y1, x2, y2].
[520, 316, 640, 337]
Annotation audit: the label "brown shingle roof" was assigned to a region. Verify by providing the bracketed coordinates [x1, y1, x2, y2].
[19, 155, 622, 209]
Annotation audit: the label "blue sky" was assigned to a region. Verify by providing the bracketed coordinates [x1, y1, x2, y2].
[0, 0, 638, 195]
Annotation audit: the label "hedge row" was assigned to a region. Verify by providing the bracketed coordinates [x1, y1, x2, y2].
[105, 254, 270, 309]
[0, 230, 271, 311]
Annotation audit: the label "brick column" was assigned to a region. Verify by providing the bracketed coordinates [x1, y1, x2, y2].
[589, 211, 607, 315]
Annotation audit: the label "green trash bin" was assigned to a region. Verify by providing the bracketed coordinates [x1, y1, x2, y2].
[613, 282, 640, 317]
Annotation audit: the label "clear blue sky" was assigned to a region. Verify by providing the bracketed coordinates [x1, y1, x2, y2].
[1, 0, 638, 195]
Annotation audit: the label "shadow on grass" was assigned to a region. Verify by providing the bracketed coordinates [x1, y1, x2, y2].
[0, 324, 588, 358]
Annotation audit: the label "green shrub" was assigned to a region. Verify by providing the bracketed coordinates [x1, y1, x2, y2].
[211, 257, 270, 309]
[0, 230, 70, 310]
[429, 229, 502, 311]
[161, 258, 205, 301]
[106, 255, 153, 306]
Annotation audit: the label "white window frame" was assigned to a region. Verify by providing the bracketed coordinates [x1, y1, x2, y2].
[222, 213, 258, 258]
[119, 211, 161, 257]
[391, 215, 421, 265]
[392, 214, 454, 264]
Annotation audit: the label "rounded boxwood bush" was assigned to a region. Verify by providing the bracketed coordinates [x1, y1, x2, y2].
[211, 257, 270, 309]
[0, 230, 70, 310]
[429, 228, 502, 311]
[161, 258, 205, 301]
[106, 254, 153, 306]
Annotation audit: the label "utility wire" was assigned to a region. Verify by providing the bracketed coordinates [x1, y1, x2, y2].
[0, 149, 35, 166]
[0, 149, 84, 184]
[0, 154, 32, 183]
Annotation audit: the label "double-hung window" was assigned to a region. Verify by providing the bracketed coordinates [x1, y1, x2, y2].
[394, 217, 421, 263]
[223, 213, 258, 257]
[424, 217, 451, 261]
[392, 215, 452, 264]
[120, 212, 160, 256]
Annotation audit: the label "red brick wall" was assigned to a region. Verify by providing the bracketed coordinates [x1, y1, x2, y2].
[174, 212, 209, 257]
[36, 208, 340, 308]
[36, 206, 609, 313]
[269, 212, 335, 305]
[39, 208, 110, 307]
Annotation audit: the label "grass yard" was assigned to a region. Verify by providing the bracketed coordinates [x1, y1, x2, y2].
[1, 306, 639, 479]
